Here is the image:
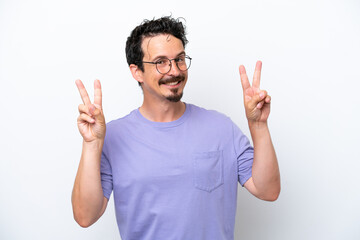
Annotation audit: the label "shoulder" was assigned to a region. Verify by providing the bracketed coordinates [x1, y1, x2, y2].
[107, 110, 135, 126]
[187, 103, 236, 138]
[104, 109, 138, 138]
[187, 103, 233, 125]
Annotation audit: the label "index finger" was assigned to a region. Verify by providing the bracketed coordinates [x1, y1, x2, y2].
[94, 79, 102, 107]
[252, 60, 262, 88]
[239, 65, 250, 91]
[75, 79, 91, 105]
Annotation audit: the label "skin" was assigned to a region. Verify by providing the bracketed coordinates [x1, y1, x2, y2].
[239, 61, 281, 201]
[129, 34, 188, 122]
[72, 79, 108, 227]
[72, 34, 280, 228]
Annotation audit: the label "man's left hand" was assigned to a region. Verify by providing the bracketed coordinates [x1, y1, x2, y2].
[239, 61, 271, 124]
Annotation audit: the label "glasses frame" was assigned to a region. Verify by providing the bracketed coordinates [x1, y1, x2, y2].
[140, 55, 192, 75]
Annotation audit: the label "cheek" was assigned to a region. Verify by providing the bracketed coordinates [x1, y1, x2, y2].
[153, 72, 164, 82]
[144, 73, 162, 86]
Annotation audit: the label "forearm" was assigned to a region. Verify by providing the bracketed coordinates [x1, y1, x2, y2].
[249, 122, 280, 200]
[72, 139, 105, 227]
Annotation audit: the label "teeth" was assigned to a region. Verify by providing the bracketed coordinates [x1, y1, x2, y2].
[166, 81, 179, 86]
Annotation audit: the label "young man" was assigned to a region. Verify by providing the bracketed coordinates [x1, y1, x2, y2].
[72, 16, 280, 240]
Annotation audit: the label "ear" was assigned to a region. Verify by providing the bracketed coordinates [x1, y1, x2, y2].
[130, 64, 143, 85]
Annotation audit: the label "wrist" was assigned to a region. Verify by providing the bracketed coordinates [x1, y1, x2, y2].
[82, 139, 104, 151]
[248, 120, 268, 131]
[248, 121, 272, 146]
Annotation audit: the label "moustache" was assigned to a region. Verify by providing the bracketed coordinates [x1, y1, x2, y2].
[158, 75, 185, 85]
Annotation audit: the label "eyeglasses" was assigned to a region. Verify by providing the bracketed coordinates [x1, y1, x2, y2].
[141, 55, 192, 74]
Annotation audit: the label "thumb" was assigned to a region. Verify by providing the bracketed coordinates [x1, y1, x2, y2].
[248, 90, 267, 109]
[89, 104, 104, 122]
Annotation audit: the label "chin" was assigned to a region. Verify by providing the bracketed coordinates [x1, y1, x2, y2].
[166, 92, 183, 102]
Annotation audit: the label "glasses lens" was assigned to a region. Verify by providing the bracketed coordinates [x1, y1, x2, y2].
[156, 59, 171, 74]
[176, 56, 191, 72]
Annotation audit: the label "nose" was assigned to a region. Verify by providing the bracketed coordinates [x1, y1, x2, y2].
[167, 59, 181, 76]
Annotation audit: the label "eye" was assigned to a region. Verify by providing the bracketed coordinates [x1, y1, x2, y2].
[155, 59, 168, 65]
[175, 56, 185, 63]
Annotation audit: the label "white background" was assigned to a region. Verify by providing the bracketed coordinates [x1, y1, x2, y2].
[1, 0, 359, 239]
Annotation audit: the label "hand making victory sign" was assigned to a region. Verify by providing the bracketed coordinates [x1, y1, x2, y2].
[239, 61, 271, 124]
[239, 61, 280, 201]
[75, 79, 106, 142]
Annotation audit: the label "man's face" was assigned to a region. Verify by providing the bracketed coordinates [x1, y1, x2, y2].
[139, 34, 188, 102]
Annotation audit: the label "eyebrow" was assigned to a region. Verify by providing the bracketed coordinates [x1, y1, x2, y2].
[151, 51, 186, 61]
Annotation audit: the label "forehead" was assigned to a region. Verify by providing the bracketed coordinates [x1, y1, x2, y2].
[141, 34, 184, 60]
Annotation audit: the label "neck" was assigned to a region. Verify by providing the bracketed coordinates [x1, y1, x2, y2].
[139, 99, 186, 122]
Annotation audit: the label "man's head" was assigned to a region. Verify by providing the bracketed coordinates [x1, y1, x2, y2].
[126, 16, 188, 74]
[126, 16, 190, 103]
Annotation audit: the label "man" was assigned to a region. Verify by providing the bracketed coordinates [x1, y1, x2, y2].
[72, 16, 280, 240]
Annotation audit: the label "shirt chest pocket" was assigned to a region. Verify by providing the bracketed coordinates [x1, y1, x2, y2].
[192, 150, 224, 192]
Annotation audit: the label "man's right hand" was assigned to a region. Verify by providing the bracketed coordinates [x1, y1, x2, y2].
[75, 79, 106, 142]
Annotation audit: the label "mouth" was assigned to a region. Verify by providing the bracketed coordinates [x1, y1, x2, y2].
[159, 76, 185, 88]
[162, 80, 182, 88]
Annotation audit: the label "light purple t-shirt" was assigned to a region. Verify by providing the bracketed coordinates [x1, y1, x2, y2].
[101, 103, 253, 240]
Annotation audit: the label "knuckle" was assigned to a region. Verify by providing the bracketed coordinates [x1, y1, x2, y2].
[78, 104, 86, 112]
[94, 109, 101, 116]
[77, 115, 84, 122]
[79, 113, 86, 120]
[93, 103, 102, 110]
[80, 113, 90, 120]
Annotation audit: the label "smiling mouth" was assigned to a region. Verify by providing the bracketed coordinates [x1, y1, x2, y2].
[161, 80, 182, 89]
[164, 81, 181, 86]
[159, 75, 185, 87]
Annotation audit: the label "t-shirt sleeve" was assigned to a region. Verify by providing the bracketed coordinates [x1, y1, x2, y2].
[100, 143, 113, 200]
[232, 122, 254, 186]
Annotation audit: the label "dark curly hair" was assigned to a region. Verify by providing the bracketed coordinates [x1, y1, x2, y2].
[125, 16, 188, 80]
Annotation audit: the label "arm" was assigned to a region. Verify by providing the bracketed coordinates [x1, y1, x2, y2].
[244, 123, 280, 201]
[239, 61, 281, 201]
[72, 79, 108, 227]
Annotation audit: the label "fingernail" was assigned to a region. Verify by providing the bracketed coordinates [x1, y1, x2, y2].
[259, 92, 264, 98]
